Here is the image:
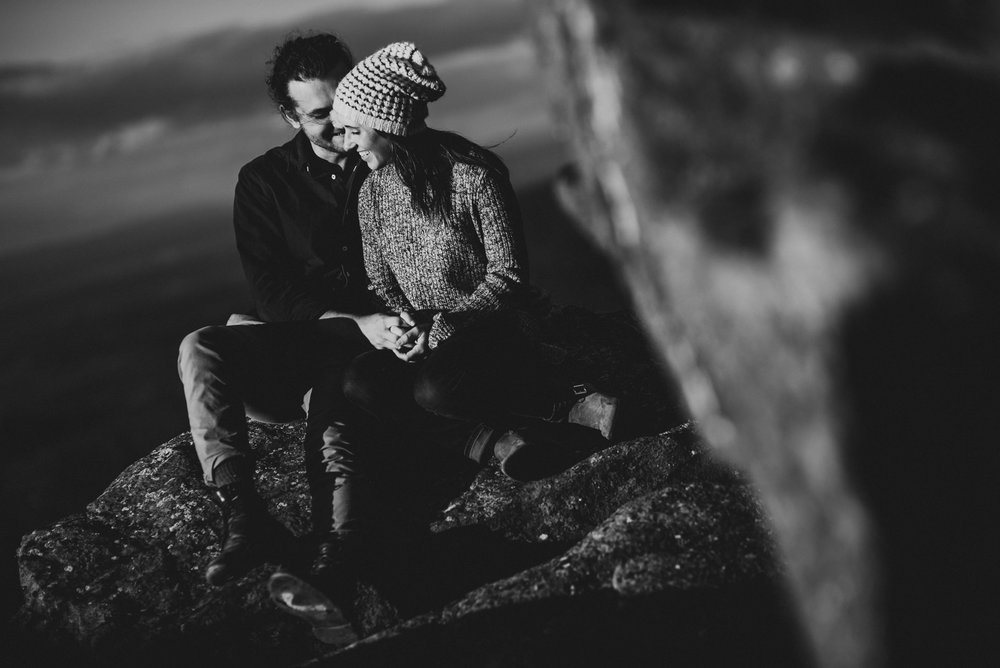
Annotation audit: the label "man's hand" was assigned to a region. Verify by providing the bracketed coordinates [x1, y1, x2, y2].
[352, 312, 409, 349]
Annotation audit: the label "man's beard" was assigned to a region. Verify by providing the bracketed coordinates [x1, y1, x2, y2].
[313, 129, 346, 154]
[313, 138, 345, 154]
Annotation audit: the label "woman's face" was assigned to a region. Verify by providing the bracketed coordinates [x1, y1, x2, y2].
[343, 125, 393, 170]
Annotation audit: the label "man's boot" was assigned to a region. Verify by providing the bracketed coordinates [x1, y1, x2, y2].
[204, 481, 266, 586]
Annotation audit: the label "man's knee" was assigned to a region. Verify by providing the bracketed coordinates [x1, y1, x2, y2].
[178, 325, 228, 378]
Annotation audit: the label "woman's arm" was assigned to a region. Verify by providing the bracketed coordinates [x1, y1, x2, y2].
[358, 176, 413, 314]
[429, 167, 529, 347]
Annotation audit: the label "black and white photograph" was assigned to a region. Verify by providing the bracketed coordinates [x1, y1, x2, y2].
[2, 1, 998, 666]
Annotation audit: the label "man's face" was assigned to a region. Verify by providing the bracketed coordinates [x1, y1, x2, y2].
[282, 64, 351, 162]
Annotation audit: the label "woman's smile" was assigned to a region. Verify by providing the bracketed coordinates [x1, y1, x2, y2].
[344, 126, 393, 169]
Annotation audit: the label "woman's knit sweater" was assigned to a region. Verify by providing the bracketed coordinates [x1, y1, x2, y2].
[357, 160, 529, 348]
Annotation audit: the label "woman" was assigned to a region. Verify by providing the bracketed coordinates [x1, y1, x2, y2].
[331, 42, 617, 480]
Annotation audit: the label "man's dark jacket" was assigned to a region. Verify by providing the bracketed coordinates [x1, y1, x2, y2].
[233, 131, 371, 321]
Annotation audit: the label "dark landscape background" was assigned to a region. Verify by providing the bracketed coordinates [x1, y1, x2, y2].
[0, 0, 631, 622]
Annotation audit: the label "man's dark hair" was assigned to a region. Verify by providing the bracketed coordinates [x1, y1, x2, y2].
[265, 33, 353, 113]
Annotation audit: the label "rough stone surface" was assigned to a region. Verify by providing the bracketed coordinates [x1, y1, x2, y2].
[318, 473, 803, 668]
[8, 307, 801, 667]
[535, 1, 1000, 667]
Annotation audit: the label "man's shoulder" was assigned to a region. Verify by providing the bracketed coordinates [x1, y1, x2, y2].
[238, 135, 302, 182]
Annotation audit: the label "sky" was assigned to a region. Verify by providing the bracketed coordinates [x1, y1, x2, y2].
[0, 0, 567, 254]
[0, 0, 450, 64]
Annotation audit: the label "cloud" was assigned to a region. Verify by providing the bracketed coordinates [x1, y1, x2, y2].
[89, 118, 172, 160]
[434, 36, 534, 72]
[0, 112, 287, 252]
[0, 0, 568, 255]
[0, 0, 528, 168]
[0, 63, 80, 96]
[0, 117, 173, 182]
[0, 0, 462, 65]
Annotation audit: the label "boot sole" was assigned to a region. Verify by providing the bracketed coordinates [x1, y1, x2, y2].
[568, 392, 619, 441]
[267, 571, 359, 645]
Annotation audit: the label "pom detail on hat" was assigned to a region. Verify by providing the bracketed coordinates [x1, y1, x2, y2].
[332, 42, 446, 136]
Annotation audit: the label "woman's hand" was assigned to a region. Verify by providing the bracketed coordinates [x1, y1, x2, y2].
[394, 311, 431, 362]
[352, 312, 409, 349]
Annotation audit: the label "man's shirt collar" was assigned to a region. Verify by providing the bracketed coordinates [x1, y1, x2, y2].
[289, 131, 361, 178]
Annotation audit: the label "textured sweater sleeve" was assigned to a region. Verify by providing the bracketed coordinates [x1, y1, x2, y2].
[233, 165, 330, 321]
[430, 168, 529, 347]
[358, 176, 412, 313]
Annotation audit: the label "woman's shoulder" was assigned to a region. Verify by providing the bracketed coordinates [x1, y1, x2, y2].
[363, 165, 407, 195]
[451, 160, 508, 188]
[451, 160, 485, 178]
[363, 165, 388, 186]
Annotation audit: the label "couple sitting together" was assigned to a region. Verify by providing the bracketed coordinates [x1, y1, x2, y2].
[177, 34, 618, 641]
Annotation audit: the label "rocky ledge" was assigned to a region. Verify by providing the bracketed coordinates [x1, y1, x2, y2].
[10, 307, 804, 667]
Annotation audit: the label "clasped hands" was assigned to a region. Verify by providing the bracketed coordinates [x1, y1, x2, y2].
[357, 310, 432, 362]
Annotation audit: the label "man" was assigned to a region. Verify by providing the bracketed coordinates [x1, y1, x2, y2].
[177, 33, 407, 594]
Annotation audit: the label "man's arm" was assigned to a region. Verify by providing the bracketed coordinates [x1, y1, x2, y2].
[319, 308, 408, 349]
[233, 161, 409, 348]
[233, 165, 334, 321]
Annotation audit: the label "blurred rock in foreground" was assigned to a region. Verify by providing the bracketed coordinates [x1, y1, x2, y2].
[534, 1, 1000, 666]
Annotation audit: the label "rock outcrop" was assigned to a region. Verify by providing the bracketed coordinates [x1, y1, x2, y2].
[11, 307, 803, 667]
[535, 1, 1000, 667]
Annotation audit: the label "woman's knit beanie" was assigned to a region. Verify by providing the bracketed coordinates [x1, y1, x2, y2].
[332, 42, 446, 136]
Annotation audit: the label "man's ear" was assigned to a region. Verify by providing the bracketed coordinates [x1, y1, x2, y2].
[279, 106, 301, 129]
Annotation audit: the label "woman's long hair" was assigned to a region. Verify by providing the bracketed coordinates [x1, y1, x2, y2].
[383, 128, 509, 219]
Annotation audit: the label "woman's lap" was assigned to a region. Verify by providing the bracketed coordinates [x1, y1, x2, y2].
[344, 316, 560, 428]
